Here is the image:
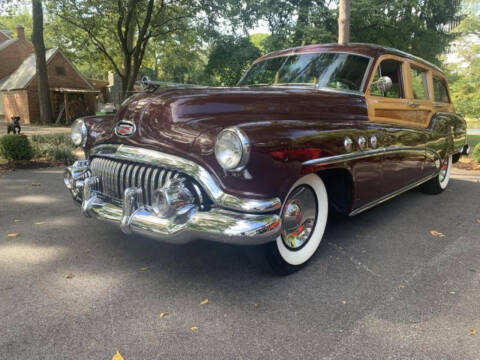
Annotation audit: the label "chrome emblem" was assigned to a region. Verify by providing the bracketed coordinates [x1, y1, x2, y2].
[114, 120, 136, 137]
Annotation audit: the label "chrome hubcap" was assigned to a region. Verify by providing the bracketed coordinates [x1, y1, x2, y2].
[281, 185, 317, 250]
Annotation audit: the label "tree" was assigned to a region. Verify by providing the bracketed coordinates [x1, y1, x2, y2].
[338, 0, 350, 44]
[206, 35, 261, 86]
[31, 0, 53, 124]
[48, 0, 194, 99]
[446, 1, 480, 119]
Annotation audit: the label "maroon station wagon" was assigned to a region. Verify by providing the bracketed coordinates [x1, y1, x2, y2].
[65, 43, 469, 274]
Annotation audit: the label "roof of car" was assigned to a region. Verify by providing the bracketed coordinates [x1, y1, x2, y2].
[255, 43, 443, 74]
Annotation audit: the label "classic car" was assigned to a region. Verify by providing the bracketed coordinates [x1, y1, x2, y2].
[64, 43, 469, 275]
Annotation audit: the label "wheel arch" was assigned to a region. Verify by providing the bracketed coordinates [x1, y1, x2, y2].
[316, 167, 354, 215]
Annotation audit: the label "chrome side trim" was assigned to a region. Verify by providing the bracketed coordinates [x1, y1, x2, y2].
[89, 144, 281, 213]
[349, 172, 437, 216]
[302, 146, 440, 167]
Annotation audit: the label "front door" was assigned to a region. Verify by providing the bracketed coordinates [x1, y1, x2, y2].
[365, 56, 425, 195]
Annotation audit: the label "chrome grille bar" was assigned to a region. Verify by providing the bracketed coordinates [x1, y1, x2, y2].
[90, 157, 189, 206]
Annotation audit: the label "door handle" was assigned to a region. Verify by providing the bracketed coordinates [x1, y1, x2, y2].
[408, 101, 421, 107]
[433, 104, 445, 108]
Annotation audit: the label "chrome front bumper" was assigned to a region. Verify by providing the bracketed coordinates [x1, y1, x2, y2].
[65, 159, 281, 245]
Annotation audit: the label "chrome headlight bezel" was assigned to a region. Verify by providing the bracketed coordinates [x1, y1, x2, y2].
[214, 127, 251, 171]
[71, 118, 87, 147]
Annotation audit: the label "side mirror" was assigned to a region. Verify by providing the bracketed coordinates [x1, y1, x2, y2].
[375, 76, 393, 93]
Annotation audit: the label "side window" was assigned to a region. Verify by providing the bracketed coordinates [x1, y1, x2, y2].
[370, 59, 404, 98]
[433, 76, 450, 103]
[410, 66, 429, 100]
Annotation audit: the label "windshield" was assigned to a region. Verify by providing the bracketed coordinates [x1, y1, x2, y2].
[238, 52, 371, 92]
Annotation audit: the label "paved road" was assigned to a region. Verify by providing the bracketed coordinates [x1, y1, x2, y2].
[1, 168, 479, 360]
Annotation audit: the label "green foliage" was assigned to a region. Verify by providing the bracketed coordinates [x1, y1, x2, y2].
[206, 35, 261, 86]
[30, 133, 74, 147]
[30, 134, 76, 164]
[0, 135, 34, 162]
[250, 33, 269, 52]
[472, 143, 480, 163]
[447, 9, 480, 119]
[47, 144, 76, 165]
[1, 0, 464, 89]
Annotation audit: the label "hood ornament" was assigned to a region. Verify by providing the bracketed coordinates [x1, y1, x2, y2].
[114, 120, 136, 137]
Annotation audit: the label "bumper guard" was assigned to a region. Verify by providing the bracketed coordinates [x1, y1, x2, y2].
[65, 160, 281, 245]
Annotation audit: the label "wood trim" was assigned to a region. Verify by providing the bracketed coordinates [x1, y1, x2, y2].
[365, 54, 449, 129]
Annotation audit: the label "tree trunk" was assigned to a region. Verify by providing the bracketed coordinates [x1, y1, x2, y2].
[31, 0, 53, 124]
[338, 0, 350, 45]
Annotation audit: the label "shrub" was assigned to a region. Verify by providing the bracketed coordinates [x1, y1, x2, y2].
[30, 133, 74, 147]
[473, 143, 480, 163]
[0, 135, 33, 162]
[47, 145, 76, 165]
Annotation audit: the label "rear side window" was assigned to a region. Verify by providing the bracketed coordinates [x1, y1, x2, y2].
[433, 77, 450, 103]
[410, 66, 429, 100]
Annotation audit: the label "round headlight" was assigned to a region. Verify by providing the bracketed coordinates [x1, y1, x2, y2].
[71, 118, 87, 147]
[214, 127, 250, 171]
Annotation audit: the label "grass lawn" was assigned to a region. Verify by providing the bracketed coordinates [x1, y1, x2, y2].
[468, 135, 480, 150]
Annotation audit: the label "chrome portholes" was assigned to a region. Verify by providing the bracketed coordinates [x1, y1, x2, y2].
[358, 136, 367, 150]
[370, 135, 378, 149]
[344, 137, 353, 152]
[281, 185, 318, 250]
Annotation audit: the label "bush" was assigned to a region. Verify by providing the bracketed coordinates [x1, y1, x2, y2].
[0, 135, 34, 162]
[30, 133, 74, 147]
[47, 145, 76, 165]
[473, 143, 480, 163]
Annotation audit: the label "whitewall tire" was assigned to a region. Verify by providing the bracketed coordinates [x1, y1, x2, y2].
[264, 173, 329, 275]
[421, 154, 453, 195]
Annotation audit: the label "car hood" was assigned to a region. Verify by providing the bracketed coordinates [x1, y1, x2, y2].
[88, 86, 368, 155]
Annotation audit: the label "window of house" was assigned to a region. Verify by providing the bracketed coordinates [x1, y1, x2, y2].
[370, 59, 404, 98]
[55, 66, 66, 76]
[410, 66, 429, 100]
[433, 76, 450, 103]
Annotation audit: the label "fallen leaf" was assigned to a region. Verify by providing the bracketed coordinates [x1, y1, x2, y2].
[470, 328, 476, 336]
[34, 222, 46, 225]
[139, 266, 150, 271]
[191, 326, 199, 332]
[7, 233, 19, 238]
[14, 219, 23, 223]
[200, 299, 209, 306]
[159, 312, 170, 318]
[341, 300, 348, 305]
[65, 273, 74, 279]
[430, 230, 445, 238]
[31, 183, 41, 187]
[112, 350, 125, 360]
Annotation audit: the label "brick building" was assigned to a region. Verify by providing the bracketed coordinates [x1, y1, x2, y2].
[0, 26, 98, 124]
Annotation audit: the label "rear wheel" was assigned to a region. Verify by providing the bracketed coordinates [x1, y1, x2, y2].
[264, 174, 329, 275]
[421, 154, 452, 195]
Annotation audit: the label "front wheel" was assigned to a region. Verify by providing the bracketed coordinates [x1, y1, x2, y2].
[421, 154, 452, 195]
[264, 174, 329, 275]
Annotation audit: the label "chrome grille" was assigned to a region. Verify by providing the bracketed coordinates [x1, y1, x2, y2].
[90, 157, 189, 206]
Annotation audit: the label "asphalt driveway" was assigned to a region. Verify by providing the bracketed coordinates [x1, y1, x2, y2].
[1, 167, 479, 360]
